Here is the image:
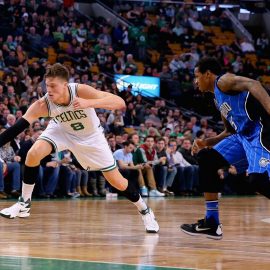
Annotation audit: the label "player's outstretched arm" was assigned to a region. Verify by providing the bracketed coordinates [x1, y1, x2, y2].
[218, 73, 270, 115]
[0, 98, 48, 148]
[73, 84, 126, 111]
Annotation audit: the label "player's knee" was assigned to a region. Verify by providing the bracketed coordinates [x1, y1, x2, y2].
[198, 148, 229, 171]
[26, 147, 43, 164]
[248, 171, 270, 199]
[197, 148, 229, 193]
[248, 172, 269, 188]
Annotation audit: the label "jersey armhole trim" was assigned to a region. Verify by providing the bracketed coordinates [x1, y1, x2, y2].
[44, 96, 51, 117]
[75, 83, 79, 97]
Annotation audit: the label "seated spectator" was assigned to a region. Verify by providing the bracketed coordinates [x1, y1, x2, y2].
[240, 38, 255, 53]
[113, 141, 142, 191]
[256, 32, 269, 56]
[125, 54, 138, 74]
[169, 55, 186, 73]
[107, 135, 122, 153]
[107, 109, 124, 134]
[41, 29, 55, 50]
[58, 150, 80, 198]
[168, 139, 195, 195]
[188, 16, 204, 32]
[179, 138, 199, 191]
[138, 123, 148, 142]
[0, 161, 8, 199]
[155, 137, 176, 195]
[88, 171, 106, 197]
[0, 128, 21, 197]
[172, 21, 184, 39]
[66, 153, 92, 197]
[38, 153, 60, 198]
[133, 135, 165, 197]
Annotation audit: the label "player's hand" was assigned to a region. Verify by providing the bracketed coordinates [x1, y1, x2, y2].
[191, 139, 207, 155]
[73, 97, 90, 110]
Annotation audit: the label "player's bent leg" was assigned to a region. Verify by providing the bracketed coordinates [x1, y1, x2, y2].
[0, 140, 53, 219]
[102, 168, 159, 233]
[181, 149, 229, 240]
[248, 172, 270, 198]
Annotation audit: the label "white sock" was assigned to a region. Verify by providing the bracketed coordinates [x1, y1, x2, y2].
[133, 195, 148, 212]
[22, 182, 35, 201]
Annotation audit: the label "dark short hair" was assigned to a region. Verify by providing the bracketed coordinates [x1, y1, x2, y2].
[144, 135, 155, 142]
[33, 127, 43, 133]
[157, 137, 165, 143]
[196, 57, 222, 75]
[44, 63, 69, 81]
[123, 141, 135, 147]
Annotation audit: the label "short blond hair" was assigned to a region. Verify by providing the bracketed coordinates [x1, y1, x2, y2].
[44, 63, 69, 81]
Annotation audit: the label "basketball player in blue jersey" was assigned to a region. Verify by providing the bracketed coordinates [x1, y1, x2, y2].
[0, 63, 159, 233]
[181, 57, 270, 239]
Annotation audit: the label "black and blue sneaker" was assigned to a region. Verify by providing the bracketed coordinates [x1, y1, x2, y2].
[181, 217, 223, 240]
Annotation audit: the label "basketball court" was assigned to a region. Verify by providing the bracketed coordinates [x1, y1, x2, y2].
[0, 196, 270, 269]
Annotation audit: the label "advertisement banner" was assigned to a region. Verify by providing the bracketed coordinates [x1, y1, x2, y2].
[114, 75, 160, 97]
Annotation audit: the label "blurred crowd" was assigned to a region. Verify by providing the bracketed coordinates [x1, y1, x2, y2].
[0, 0, 263, 199]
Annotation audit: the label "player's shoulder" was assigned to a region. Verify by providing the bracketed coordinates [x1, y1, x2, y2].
[217, 73, 237, 92]
[36, 97, 47, 106]
[33, 97, 49, 114]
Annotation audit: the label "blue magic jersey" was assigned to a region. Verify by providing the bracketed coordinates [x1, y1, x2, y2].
[214, 77, 259, 135]
[213, 76, 270, 174]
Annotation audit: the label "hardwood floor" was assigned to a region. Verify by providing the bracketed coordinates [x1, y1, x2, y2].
[0, 196, 270, 269]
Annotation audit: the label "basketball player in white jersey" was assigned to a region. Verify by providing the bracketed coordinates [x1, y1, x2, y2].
[0, 63, 159, 233]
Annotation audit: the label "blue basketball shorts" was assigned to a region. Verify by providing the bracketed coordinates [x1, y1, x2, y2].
[214, 130, 270, 176]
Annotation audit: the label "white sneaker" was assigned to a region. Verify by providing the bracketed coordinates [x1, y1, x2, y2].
[0, 196, 31, 219]
[140, 208, 159, 233]
[149, 189, 165, 197]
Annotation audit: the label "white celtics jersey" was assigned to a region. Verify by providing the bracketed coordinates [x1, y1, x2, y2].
[44, 83, 101, 136]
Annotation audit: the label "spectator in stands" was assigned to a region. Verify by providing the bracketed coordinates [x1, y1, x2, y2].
[188, 16, 204, 32]
[107, 135, 122, 153]
[138, 123, 148, 142]
[137, 27, 148, 61]
[41, 29, 55, 51]
[59, 150, 80, 198]
[145, 107, 162, 128]
[38, 152, 60, 198]
[120, 84, 134, 104]
[155, 137, 176, 195]
[125, 54, 138, 74]
[135, 136, 165, 197]
[124, 102, 140, 127]
[169, 139, 195, 195]
[27, 26, 42, 56]
[4, 50, 19, 72]
[159, 65, 172, 80]
[240, 38, 255, 53]
[169, 55, 186, 73]
[256, 32, 269, 56]
[113, 141, 142, 190]
[107, 109, 124, 134]
[172, 21, 184, 39]
[0, 161, 8, 199]
[0, 128, 21, 197]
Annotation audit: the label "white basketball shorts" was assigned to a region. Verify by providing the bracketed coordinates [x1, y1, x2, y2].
[38, 122, 116, 172]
